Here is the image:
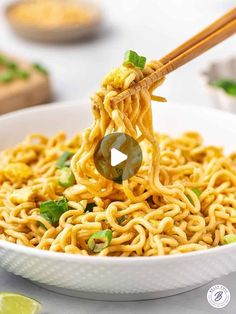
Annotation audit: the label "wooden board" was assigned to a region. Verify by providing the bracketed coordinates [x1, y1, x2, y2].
[0, 54, 52, 114]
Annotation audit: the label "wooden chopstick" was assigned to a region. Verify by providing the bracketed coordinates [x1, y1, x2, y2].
[111, 8, 236, 105]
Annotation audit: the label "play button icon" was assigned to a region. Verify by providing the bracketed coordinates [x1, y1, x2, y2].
[94, 133, 142, 182]
[111, 148, 127, 167]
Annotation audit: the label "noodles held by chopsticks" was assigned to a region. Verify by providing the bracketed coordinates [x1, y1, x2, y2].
[0, 55, 236, 256]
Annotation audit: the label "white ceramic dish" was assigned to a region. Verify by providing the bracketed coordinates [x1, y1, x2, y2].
[0, 102, 236, 301]
[202, 58, 236, 113]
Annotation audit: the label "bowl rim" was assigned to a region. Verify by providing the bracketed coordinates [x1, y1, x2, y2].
[1, 99, 236, 121]
[1, 239, 236, 264]
[1, 101, 236, 263]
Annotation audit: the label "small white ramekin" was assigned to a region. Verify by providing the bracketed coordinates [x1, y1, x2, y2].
[202, 58, 236, 113]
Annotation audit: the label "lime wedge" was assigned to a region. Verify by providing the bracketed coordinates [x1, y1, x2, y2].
[0, 292, 41, 314]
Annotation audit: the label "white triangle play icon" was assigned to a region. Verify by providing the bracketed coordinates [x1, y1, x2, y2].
[111, 148, 127, 167]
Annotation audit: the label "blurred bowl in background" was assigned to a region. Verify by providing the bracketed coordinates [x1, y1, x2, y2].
[202, 58, 236, 113]
[5, 0, 103, 43]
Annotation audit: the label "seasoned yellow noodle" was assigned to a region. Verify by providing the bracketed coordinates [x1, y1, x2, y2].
[0, 60, 236, 256]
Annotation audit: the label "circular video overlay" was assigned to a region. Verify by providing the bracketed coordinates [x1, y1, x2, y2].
[94, 133, 142, 183]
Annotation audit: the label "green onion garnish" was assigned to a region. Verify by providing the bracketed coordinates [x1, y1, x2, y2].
[224, 234, 236, 244]
[124, 50, 139, 67]
[0, 68, 29, 84]
[14, 69, 29, 79]
[58, 167, 75, 188]
[0, 71, 15, 83]
[192, 188, 201, 198]
[88, 229, 112, 253]
[138, 56, 147, 69]
[6, 61, 17, 70]
[211, 79, 236, 97]
[0, 55, 17, 69]
[187, 188, 201, 205]
[33, 63, 48, 75]
[123, 50, 147, 70]
[56, 152, 74, 169]
[40, 197, 69, 226]
[85, 203, 96, 212]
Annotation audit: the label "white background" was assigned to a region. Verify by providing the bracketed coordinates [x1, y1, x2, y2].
[0, 0, 235, 106]
[0, 0, 236, 313]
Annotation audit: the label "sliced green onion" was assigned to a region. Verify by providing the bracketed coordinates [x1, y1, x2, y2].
[187, 188, 201, 205]
[123, 50, 139, 67]
[137, 55, 147, 69]
[85, 203, 96, 212]
[40, 197, 69, 226]
[0, 55, 17, 69]
[0, 55, 31, 82]
[211, 79, 236, 97]
[58, 167, 75, 188]
[0, 71, 14, 83]
[0, 68, 30, 83]
[123, 50, 147, 69]
[56, 151, 74, 169]
[14, 68, 29, 79]
[33, 63, 48, 75]
[88, 229, 112, 253]
[6, 61, 17, 70]
[192, 188, 201, 198]
[224, 234, 236, 244]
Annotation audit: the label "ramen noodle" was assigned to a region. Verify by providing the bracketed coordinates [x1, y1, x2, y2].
[0, 56, 236, 256]
[8, 0, 92, 28]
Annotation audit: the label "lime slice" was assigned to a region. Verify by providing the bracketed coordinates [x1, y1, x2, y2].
[0, 292, 41, 314]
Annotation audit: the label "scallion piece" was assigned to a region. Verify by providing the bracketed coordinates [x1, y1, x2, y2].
[123, 50, 139, 67]
[123, 50, 147, 69]
[33, 63, 48, 75]
[187, 188, 201, 205]
[211, 79, 236, 97]
[56, 152, 74, 169]
[40, 197, 69, 226]
[7, 61, 17, 70]
[138, 55, 147, 69]
[58, 167, 75, 188]
[192, 188, 201, 198]
[0, 55, 17, 69]
[224, 234, 236, 244]
[0, 68, 30, 83]
[0, 71, 14, 83]
[85, 203, 96, 212]
[14, 69, 29, 79]
[88, 229, 112, 253]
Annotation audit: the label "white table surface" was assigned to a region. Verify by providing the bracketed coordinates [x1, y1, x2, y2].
[0, 268, 236, 314]
[0, 0, 236, 313]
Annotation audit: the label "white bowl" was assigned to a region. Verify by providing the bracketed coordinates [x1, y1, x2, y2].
[0, 102, 236, 301]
